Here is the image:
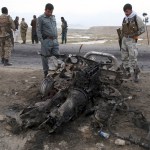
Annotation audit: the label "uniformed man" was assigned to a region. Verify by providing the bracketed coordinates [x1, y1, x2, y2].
[121, 4, 145, 82]
[37, 3, 59, 78]
[20, 18, 28, 44]
[31, 15, 38, 44]
[0, 7, 15, 66]
[61, 17, 68, 44]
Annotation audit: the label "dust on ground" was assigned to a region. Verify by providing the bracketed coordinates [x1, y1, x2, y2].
[0, 67, 150, 150]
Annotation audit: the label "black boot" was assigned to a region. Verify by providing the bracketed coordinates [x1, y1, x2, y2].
[4, 59, 12, 66]
[125, 67, 131, 78]
[44, 71, 48, 78]
[133, 67, 140, 82]
[1, 58, 4, 64]
[21, 41, 25, 44]
[65, 39, 67, 44]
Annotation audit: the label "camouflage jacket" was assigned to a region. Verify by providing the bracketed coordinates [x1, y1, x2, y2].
[20, 21, 28, 33]
[0, 14, 15, 38]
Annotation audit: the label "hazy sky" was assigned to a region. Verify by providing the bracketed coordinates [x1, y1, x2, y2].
[1, 0, 150, 28]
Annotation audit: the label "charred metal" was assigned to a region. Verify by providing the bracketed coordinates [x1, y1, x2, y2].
[7, 51, 150, 149]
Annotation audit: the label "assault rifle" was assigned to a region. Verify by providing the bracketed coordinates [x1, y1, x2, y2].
[117, 28, 122, 50]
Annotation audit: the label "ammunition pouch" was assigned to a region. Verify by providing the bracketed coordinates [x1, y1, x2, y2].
[0, 35, 10, 41]
[122, 22, 138, 36]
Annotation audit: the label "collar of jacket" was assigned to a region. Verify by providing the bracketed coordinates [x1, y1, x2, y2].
[43, 13, 54, 18]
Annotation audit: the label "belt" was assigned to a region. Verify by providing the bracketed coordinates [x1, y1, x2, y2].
[42, 35, 57, 40]
[47, 36, 57, 40]
[124, 35, 133, 38]
[0, 36, 10, 40]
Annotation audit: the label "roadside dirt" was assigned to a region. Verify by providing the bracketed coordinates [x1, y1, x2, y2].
[0, 67, 149, 150]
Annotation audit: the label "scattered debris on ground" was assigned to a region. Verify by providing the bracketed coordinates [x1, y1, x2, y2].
[3, 52, 149, 150]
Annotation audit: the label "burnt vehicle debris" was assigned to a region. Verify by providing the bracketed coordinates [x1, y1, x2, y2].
[7, 51, 150, 149]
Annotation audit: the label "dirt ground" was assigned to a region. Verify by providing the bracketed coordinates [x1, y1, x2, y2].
[0, 66, 150, 150]
[0, 38, 149, 150]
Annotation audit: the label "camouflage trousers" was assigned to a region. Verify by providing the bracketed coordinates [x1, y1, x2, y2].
[21, 32, 27, 42]
[0, 38, 12, 59]
[121, 37, 138, 72]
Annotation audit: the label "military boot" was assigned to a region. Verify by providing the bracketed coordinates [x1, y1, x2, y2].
[125, 67, 131, 79]
[4, 59, 12, 66]
[1, 58, 4, 64]
[133, 67, 140, 83]
[44, 71, 48, 78]
[21, 41, 25, 44]
[65, 39, 67, 44]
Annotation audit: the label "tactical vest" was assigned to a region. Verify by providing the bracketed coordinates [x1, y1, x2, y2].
[122, 15, 138, 36]
[0, 15, 11, 38]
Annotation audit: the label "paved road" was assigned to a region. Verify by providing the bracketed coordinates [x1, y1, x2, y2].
[7, 43, 150, 71]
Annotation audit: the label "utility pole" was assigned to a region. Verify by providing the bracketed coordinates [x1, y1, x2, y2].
[142, 13, 149, 45]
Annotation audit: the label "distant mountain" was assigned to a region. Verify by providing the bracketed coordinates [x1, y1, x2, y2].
[57, 22, 88, 29]
[86, 25, 150, 39]
[87, 26, 120, 37]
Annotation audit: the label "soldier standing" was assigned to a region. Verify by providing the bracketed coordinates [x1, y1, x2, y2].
[121, 4, 145, 82]
[61, 17, 68, 44]
[20, 18, 28, 44]
[37, 3, 59, 78]
[0, 7, 15, 66]
[14, 16, 19, 43]
[31, 15, 38, 44]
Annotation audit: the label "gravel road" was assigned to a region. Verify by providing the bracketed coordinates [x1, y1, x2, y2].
[9, 42, 150, 71]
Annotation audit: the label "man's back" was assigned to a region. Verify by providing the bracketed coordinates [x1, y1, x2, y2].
[14, 19, 19, 30]
[31, 19, 37, 31]
[0, 14, 15, 37]
[20, 21, 28, 32]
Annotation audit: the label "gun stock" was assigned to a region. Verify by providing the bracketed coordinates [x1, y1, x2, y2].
[117, 28, 122, 50]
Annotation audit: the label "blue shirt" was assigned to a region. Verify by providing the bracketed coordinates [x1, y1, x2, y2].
[37, 14, 58, 45]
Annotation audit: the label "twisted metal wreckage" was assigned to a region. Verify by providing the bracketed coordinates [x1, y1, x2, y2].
[8, 51, 150, 149]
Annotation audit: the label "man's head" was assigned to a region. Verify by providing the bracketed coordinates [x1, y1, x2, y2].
[22, 18, 25, 21]
[123, 3, 132, 16]
[61, 17, 64, 22]
[1, 7, 8, 14]
[45, 3, 54, 17]
[33, 15, 36, 19]
[15, 16, 19, 20]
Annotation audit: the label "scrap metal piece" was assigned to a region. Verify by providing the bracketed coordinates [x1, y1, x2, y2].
[84, 51, 119, 70]
[40, 76, 54, 96]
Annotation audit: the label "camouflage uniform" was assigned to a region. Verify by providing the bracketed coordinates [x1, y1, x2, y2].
[0, 14, 15, 65]
[121, 14, 145, 80]
[37, 14, 59, 77]
[20, 20, 28, 43]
